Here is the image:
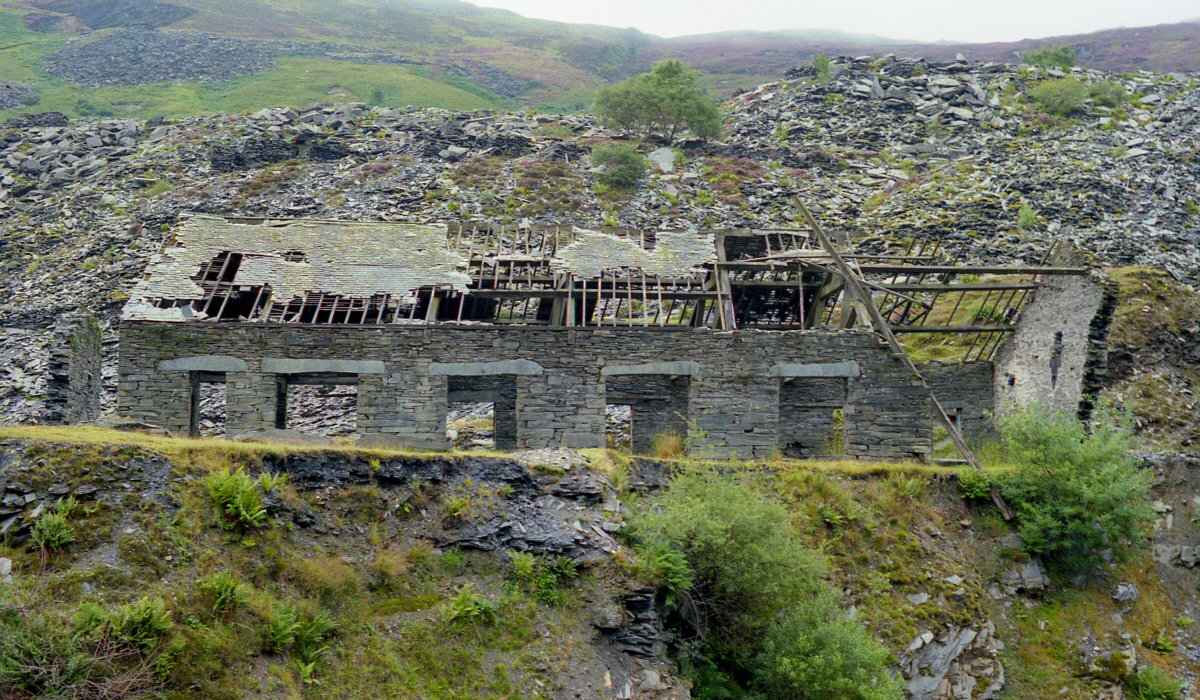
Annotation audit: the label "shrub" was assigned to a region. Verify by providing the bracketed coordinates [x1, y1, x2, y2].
[1126, 667, 1183, 700]
[631, 469, 896, 699]
[1018, 204, 1037, 229]
[754, 598, 903, 700]
[998, 403, 1152, 573]
[590, 143, 647, 190]
[198, 570, 249, 615]
[593, 59, 722, 141]
[1023, 45, 1078, 69]
[1089, 81, 1128, 108]
[956, 469, 993, 501]
[1030, 78, 1089, 116]
[205, 468, 269, 531]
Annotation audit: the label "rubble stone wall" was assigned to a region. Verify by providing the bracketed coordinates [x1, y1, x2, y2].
[118, 323, 933, 460]
[43, 314, 102, 425]
[993, 266, 1117, 422]
[919, 361, 996, 439]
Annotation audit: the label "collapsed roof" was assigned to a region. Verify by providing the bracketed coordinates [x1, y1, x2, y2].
[123, 214, 1088, 361]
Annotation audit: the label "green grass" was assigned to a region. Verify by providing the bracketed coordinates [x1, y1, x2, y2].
[0, 51, 500, 121]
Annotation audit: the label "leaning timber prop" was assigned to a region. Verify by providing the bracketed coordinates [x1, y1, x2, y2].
[794, 198, 1016, 520]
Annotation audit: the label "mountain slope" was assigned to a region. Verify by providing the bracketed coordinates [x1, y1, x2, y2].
[3, 0, 1200, 121]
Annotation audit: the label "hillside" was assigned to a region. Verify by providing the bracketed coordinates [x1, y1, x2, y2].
[1, 0, 1199, 121]
[2, 427, 1200, 700]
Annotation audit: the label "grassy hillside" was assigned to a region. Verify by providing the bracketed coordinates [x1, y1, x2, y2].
[0, 426, 1197, 699]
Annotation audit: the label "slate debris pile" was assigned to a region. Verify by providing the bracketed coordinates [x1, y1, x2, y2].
[728, 55, 1200, 277]
[44, 25, 276, 86]
[1, 55, 1199, 425]
[40, 25, 440, 89]
[443, 62, 528, 98]
[0, 81, 39, 111]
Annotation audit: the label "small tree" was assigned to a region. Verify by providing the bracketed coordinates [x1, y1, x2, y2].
[812, 53, 832, 83]
[1023, 45, 1078, 69]
[594, 60, 722, 142]
[998, 403, 1152, 574]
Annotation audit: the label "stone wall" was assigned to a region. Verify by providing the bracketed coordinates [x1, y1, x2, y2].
[919, 361, 996, 440]
[43, 314, 102, 425]
[118, 323, 933, 460]
[994, 246, 1117, 421]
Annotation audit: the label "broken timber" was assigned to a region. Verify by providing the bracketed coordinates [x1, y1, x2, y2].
[796, 198, 1017, 520]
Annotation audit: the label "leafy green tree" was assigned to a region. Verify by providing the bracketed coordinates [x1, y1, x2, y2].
[594, 60, 722, 142]
[998, 403, 1152, 574]
[1023, 45, 1078, 69]
[631, 469, 901, 700]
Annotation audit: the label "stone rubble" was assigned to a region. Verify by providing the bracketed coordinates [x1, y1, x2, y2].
[0, 80, 39, 111]
[901, 621, 1004, 700]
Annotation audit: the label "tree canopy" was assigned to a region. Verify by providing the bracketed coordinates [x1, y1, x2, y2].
[593, 60, 722, 142]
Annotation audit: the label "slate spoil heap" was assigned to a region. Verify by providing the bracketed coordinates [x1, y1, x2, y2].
[0, 55, 1198, 424]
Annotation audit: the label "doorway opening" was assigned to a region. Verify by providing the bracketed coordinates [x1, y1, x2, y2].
[189, 371, 227, 438]
[275, 374, 358, 437]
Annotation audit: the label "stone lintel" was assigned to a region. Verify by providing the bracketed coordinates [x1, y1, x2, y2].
[429, 360, 543, 376]
[602, 361, 700, 378]
[771, 360, 861, 378]
[263, 358, 386, 375]
[159, 355, 248, 373]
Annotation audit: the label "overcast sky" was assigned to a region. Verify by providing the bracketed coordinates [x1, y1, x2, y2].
[468, 1, 1199, 43]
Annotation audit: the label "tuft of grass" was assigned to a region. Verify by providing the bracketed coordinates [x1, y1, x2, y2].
[293, 556, 361, 601]
[651, 430, 684, 459]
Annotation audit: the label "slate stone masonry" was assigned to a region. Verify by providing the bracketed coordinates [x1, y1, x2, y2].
[44, 314, 103, 425]
[919, 361, 996, 440]
[118, 323, 933, 460]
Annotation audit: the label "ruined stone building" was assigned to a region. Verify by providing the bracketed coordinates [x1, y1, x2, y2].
[116, 215, 1101, 459]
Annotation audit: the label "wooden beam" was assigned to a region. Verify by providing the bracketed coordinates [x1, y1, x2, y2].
[795, 198, 1015, 520]
[889, 324, 1015, 333]
[466, 289, 717, 300]
[857, 265, 1086, 275]
[879, 282, 1040, 292]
